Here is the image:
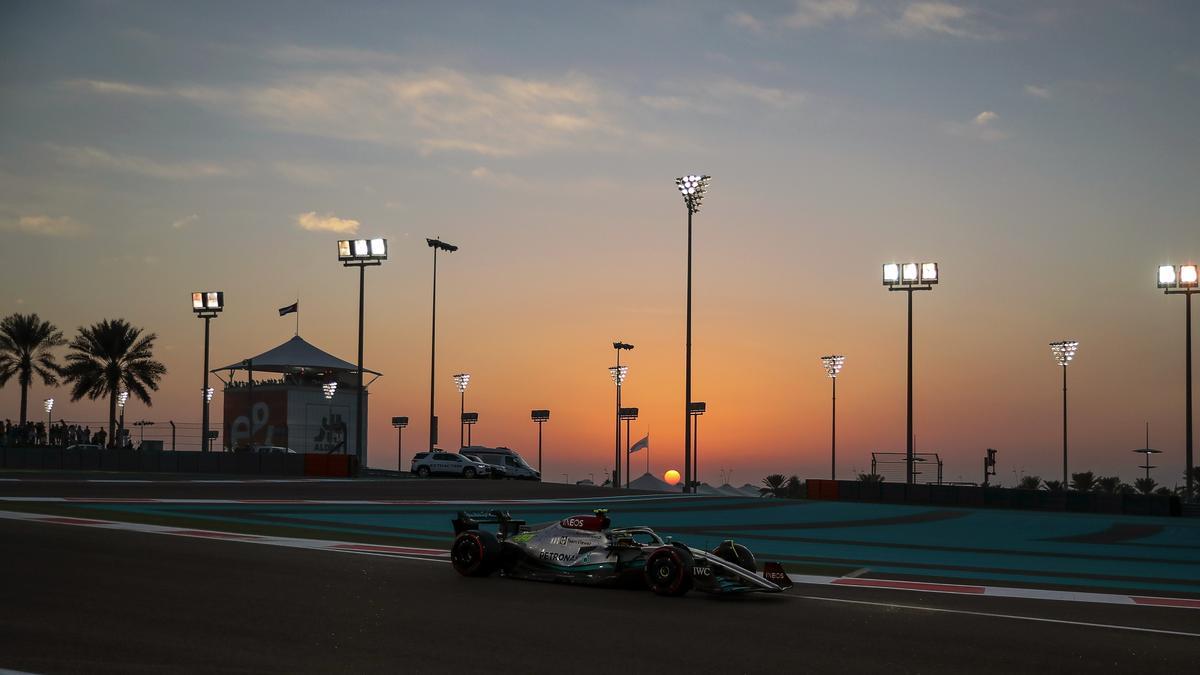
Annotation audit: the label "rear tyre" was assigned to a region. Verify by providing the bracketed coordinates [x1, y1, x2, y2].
[416, 466, 431, 478]
[463, 467, 477, 479]
[451, 530, 501, 577]
[711, 540, 757, 573]
[644, 546, 694, 596]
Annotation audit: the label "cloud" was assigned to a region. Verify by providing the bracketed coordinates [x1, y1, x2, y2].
[948, 110, 1006, 141]
[726, 11, 766, 33]
[784, 0, 861, 28]
[171, 214, 199, 229]
[705, 79, 804, 109]
[66, 79, 167, 97]
[1023, 84, 1051, 99]
[294, 211, 360, 234]
[72, 68, 623, 158]
[889, 2, 989, 39]
[4, 214, 88, 237]
[639, 95, 690, 111]
[48, 144, 233, 180]
[465, 166, 528, 189]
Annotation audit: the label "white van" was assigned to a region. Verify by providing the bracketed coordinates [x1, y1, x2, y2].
[461, 446, 540, 480]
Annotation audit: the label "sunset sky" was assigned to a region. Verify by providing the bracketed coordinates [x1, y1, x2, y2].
[2, 1, 1199, 485]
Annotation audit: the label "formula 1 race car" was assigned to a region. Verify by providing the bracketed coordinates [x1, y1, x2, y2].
[450, 509, 792, 597]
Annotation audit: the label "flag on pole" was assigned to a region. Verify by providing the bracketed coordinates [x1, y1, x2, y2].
[278, 302, 298, 316]
[629, 434, 649, 454]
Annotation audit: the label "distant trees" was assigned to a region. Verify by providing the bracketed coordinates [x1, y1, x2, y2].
[759, 474, 803, 498]
[1069, 471, 1096, 493]
[0, 313, 65, 425]
[61, 319, 166, 447]
[1042, 480, 1065, 492]
[856, 472, 883, 484]
[1017, 475, 1042, 490]
[1134, 477, 1157, 495]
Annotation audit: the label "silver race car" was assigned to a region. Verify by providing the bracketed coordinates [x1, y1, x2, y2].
[450, 509, 792, 596]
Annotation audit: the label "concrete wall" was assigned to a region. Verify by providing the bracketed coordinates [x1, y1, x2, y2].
[0, 446, 357, 477]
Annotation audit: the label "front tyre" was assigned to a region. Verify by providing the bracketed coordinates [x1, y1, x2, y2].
[451, 530, 501, 577]
[463, 467, 477, 478]
[416, 466, 431, 478]
[645, 546, 694, 596]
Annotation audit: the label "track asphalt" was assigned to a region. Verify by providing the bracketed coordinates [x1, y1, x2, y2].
[1, 473, 1197, 673]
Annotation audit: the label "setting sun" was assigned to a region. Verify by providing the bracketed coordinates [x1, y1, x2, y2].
[663, 469, 680, 486]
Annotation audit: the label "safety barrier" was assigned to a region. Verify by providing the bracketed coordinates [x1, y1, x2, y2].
[805, 479, 1182, 517]
[0, 446, 357, 478]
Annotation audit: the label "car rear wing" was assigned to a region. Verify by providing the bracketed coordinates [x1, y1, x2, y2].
[452, 510, 526, 536]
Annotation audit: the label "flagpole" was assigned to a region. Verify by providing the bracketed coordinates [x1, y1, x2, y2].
[295, 295, 300, 336]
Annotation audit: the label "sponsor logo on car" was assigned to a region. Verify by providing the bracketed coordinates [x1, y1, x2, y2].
[692, 566, 712, 577]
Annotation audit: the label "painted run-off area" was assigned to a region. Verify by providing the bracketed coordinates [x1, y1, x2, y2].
[5, 495, 1198, 596]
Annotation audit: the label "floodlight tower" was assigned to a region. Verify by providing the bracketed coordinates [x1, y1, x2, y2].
[1158, 264, 1198, 501]
[1049, 340, 1079, 485]
[117, 390, 129, 448]
[820, 355, 845, 479]
[453, 373, 471, 449]
[620, 406, 639, 488]
[391, 417, 408, 470]
[611, 341, 634, 488]
[531, 409, 550, 472]
[882, 262, 938, 484]
[689, 401, 706, 488]
[427, 238, 459, 451]
[338, 238, 388, 469]
[44, 398, 54, 436]
[192, 291, 223, 452]
[675, 174, 710, 493]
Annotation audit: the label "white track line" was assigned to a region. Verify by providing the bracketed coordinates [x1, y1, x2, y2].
[4, 508, 1198, 612]
[786, 594, 1200, 638]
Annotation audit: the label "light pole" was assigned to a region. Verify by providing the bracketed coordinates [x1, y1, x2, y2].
[675, 174, 710, 494]
[133, 420, 154, 446]
[531, 409, 550, 472]
[689, 402, 705, 488]
[338, 238, 388, 471]
[462, 412, 478, 446]
[620, 406, 639, 488]
[117, 390, 129, 448]
[427, 238, 459, 452]
[820, 355, 845, 480]
[883, 262, 938, 484]
[453, 373, 471, 449]
[192, 291, 224, 451]
[1159, 263, 1197, 501]
[1134, 423, 1161, 482]
[392, 416, 408, 472]
[611, 341, 634, 488]
[44, 398, 53, 443]
[1049, 340, 1079, 485]
[323, 378, 338, 449]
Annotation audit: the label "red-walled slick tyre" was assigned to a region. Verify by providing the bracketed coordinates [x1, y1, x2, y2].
[644, 546, 694, 596]
[451, 530, 501, 577]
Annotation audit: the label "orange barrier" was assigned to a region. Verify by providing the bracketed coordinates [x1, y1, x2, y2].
[303, 454, 355, 477]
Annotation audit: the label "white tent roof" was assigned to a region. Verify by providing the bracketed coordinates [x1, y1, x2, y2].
[213, 335, 380, 375]
[627, 472, 673, 492]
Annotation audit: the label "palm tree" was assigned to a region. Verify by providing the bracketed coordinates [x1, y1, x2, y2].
[856, 472, 884, 483]
[61, 319, 166, 447]
[1095, 475, 1125, 494]
[1069, 471, 1096, 492]
[0, 313, 66, 425]
[759, 474, 790, 498]
[785, 474, 805, 498]
[1134, 477, 1157, 495]
[1042, 479, 1065, 492]
[1017, 475, 1042, 490]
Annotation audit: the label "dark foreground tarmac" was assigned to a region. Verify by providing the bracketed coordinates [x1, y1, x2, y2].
[1, 473, 1198, 673]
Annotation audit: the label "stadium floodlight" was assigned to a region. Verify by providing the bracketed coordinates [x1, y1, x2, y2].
[820, 354, 846, 480]
[1159, 265, 1178, 288]
[322, 381, 338, 400]
[882, 261, 938, 484]
[44, 397, 54, 430]
[44, 397, 54, 413]
[620, 406, 640, 488]
[453, 373, 471, 448]
[118, 390, 129, 408]
[611, 339, 634, 490]
[427, 237, 459, 453]
[192, 291, 223, 452]
[531, 410, 550, 472]
[1158, 262, 1198, 502]
[338, 237, 388, 468]
[392, 416, 409, 470]
[1049, 340, 1079, 484]
[337, 238, 388, 262]
[674, 174, 711, 494]
[115, 389, 129, 448]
